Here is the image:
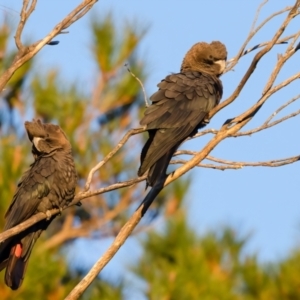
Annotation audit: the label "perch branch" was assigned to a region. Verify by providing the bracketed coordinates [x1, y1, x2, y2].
[0, 175, 146, 244]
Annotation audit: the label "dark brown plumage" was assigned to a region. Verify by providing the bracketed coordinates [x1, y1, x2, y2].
[0, 119, 77, 290]
[138, 41, 227, 187]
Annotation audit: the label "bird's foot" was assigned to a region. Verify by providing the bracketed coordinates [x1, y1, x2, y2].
[203, 118, 210, 124]
[58, 207, 63, 215]
[45, 210, 52, 220]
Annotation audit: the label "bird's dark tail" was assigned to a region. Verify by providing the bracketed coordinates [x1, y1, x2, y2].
[0, 230, 40, 290]
[147, 145, 177, 187]
[4, 242, 30, 290]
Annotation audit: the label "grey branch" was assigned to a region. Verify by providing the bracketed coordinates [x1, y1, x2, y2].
[0, 0, 98, 92]
[0, 175, 146, 244]
[84, 127, 145, 191]
[172, 151, 300, 170]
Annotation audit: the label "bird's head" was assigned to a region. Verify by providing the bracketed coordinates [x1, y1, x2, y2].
[181, 41, 227, 76]
[25, 119, 71, 155]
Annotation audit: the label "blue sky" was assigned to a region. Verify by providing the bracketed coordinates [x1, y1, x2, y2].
[1, 0, 300, 287]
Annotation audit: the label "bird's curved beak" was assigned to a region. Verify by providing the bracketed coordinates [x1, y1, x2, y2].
[215, 59, 226, 74]
[33, 137, 42, 151]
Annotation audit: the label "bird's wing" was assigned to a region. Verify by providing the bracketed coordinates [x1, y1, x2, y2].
[141, 72, 222, 129]
[139, 71, 222, 175]
[4, 155, 56, 229]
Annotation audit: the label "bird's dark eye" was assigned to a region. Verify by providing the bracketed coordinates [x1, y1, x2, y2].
[204, 58, 214, 65]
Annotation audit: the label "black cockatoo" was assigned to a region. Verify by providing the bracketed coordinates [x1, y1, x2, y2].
[138, 41, 227, 187]
[0, 119, 77, 290]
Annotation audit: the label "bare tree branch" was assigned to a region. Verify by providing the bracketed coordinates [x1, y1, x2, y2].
[38, 1, 300, 298]
[63, 115, 264, 299]
[1, 1, 300, 297]
[15, 0, 37, 50]
[235, 108, 300, 137]
[263, 33, 300, 95]
[41, 185, 137, 250]
[231, 68, 300, 130]
[0, 0, 98, 92]
[250, 0, 269, 33]
[65, 112, 299, 300]
[225, 5, 293, 72]
[64, 206, 144, 300]
[0, 175, 146, 244]
[264, 94, 300, 125]
[84, 127, 145, 191]
[172, 151, 300, 170]
[206, 155, 300, 168]
[209, 2, 299, 123]
[237, 34, 295, 58]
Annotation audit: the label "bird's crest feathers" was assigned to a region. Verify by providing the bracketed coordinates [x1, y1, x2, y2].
[181, 41, 227, 76]
[25, 119, 71, 155]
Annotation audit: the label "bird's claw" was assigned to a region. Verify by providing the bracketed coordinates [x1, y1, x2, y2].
[45, 210, 52, 220]
[203, 118, 210, 124]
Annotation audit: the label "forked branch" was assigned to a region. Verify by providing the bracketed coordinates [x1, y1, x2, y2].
[0, 0, 98, 92]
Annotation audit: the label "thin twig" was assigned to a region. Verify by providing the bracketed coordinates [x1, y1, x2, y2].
[264, 94, 300, 125]
[250, 0, 269, 33]
[15, 0, 37, 50]
[125, 63, 149, 107]
[232, 68, 300, 129]
[263, 31, 300, 95]
[189, 128, 219, 139]
[84, 127, 145, 191]
[206, 155, 300, 167]
[242, 33, 297, 57]
[171, 153, 300, 170]
[171, 159, 243, 170]
[225, 34, 296, 66]
[231, 94, 300, 137]
[234, 108, 300, 137]
[225, 5, 292, 72]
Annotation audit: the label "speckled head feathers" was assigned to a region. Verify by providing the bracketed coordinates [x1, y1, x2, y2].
[181, 41, 227, 76]
[25, 119, 71, 154]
